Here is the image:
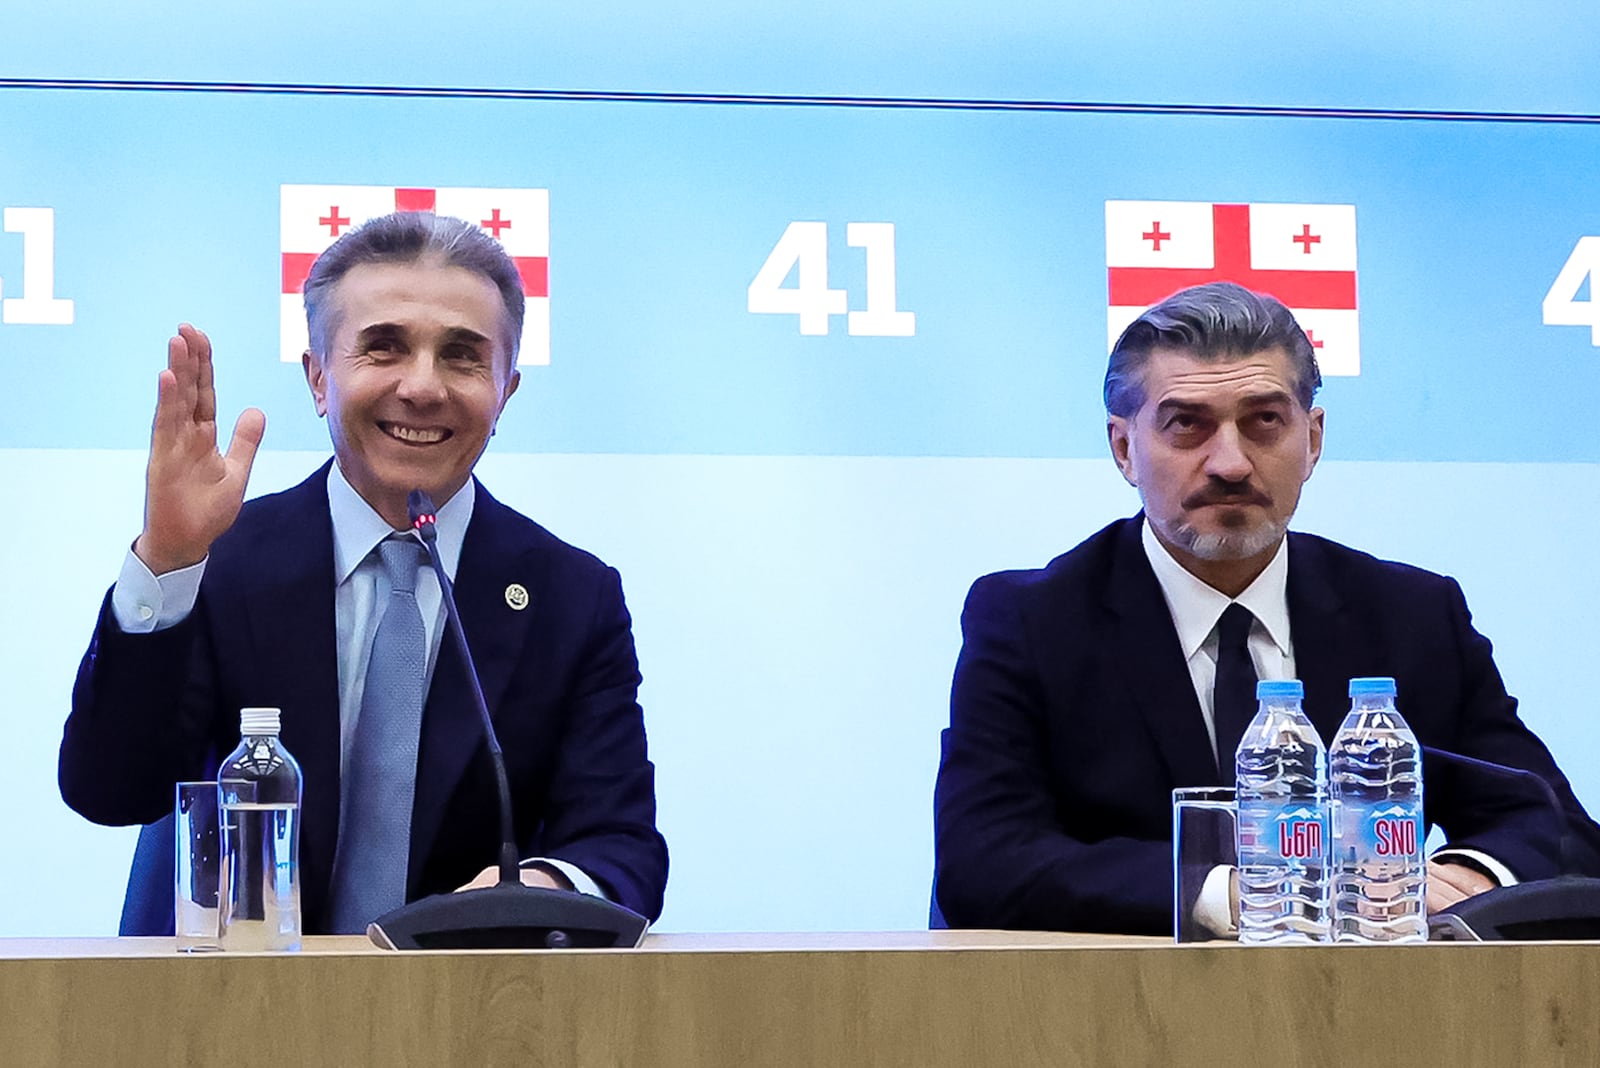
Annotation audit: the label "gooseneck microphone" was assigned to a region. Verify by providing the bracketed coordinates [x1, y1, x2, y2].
[408, 491, 521, 892]
[1423, 745, 1600, 942]
[363, 489, 649, 951]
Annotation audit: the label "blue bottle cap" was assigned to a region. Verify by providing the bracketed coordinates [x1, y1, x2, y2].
[1348, 676, 1398, 697]
[1256, 679, 1303, 700]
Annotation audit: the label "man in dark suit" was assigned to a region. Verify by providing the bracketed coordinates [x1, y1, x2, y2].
[933, 282, 1600, 935]
[60, 212, 667, 932]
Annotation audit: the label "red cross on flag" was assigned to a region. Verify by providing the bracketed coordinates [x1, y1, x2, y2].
[280, 184, 550, 366]
[1105, 200, 1360, 376]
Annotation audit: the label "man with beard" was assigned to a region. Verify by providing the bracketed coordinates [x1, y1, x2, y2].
[932, 281, 1600, 935]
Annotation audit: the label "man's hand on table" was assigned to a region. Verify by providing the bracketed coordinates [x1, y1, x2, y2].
[454, 865, 572, 893]
[1221, 859, 1495, 931]
[1426, 859, 1497, 912]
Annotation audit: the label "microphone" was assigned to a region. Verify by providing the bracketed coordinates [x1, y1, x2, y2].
[1423, 745, 1600, 941]
[363, 489, 649, 951]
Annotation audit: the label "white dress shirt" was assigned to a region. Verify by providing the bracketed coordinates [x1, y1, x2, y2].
[1141, 520, 1295, 765]
[111, 462, 601, 898]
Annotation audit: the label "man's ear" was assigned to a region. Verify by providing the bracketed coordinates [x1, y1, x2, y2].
[1108, 415, 1138, 487]
[489, 369, 521, 438]
[302, 349, 328, 417]
[1304, 406, 1326, 480]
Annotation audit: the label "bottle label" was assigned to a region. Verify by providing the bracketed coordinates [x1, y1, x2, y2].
[1240, 802, 1329, 862]
[1338, 801, 1423, 861]
[1278, 813, 1325, 860]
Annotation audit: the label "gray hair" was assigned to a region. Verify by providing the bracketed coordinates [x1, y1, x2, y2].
[1103, 282, 1321, 416]
[303, 211, 525, 364]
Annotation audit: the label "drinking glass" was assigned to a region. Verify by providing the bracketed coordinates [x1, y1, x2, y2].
[1173, 786, 1237, 943]
[175, 781, 223, 952]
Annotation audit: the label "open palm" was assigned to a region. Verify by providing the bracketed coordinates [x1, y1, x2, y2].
[134, 324, 266, 575]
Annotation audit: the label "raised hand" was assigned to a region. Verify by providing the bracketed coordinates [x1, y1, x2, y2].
[133, 324, 267, 575]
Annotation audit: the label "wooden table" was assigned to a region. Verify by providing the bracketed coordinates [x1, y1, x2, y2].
[3, 931, 1597, 1065]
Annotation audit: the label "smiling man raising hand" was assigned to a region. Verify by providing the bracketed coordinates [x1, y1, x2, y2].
[61, 212, 667, 935]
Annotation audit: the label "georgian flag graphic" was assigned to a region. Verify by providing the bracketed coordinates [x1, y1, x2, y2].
[1105, 201, 1360, 376]
[280, 184, 550, 365]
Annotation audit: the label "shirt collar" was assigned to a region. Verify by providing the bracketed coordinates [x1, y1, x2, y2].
[328, 462, 474, 585]
[1140, 516, 1292, 660]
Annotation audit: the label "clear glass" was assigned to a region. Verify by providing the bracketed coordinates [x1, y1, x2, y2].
[1330, 694, 1427, 943]
[1172, 786, 1236, 943]
[174, 781, 223, 952]
[219, 734, 303, 952]
[1235, 696, 1331, 944]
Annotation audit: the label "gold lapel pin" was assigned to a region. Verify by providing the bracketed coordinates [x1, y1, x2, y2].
[504, 583, 530, 611]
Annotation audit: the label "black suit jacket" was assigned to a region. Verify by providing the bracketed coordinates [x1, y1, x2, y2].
[933, 516, 1600, 934]
[61, 462, 668, 929]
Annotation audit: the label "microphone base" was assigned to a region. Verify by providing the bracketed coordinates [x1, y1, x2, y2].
[1430, 876, 1600, 941]
[367, 884, 649, 950]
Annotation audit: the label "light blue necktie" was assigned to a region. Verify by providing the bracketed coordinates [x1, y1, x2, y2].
[328, 535, 427, 933]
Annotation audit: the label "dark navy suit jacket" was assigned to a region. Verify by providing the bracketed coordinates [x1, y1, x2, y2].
[933, 516, 1600, 934]
[61, 462, 668, 931]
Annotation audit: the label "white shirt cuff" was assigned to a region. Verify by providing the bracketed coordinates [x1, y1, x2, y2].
[1194, 864, 1238, 937]
[524, 857, 610, 901]
[1433, 847, 1519, 887]
[110, 547, 206, 633]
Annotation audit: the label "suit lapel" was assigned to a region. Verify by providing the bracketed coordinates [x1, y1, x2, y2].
[1104, 518, 1225, 789]
[237, 463, 342, 925]
[409, 483, 536, 882]
[1286, 534, 1365, 744]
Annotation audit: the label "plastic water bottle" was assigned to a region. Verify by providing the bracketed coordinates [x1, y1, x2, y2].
[1330, 677, 1426, 943]
[1235, 679, 1331, 944]
[219, 707, 303, 951]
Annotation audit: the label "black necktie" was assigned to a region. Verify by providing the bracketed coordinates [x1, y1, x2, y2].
[1212, 602, 1259, 775]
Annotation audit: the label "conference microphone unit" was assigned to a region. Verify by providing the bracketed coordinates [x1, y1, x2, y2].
[1423, 746, 1600, 942]
[364, 490, 650, 951]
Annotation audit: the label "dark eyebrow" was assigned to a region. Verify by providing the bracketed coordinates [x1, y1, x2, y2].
[1238, 389, 1296, 409]
[439, 326, 493, 349]
[352, 323, 494, 350]
[354, 322, 405, 345]
[1153, 390, 1295, 418]
[1153, 399, 1212, 418]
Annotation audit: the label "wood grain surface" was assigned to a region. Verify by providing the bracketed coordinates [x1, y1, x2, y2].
[2, 932, 1595, 1066]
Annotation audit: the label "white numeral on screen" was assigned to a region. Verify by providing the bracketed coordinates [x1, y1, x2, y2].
[846, 223, 916, 337]
[2, 208, 75, 325]
[1542, 236, 1600, 345]
[747, 221, 847, 336]
[748, 221, 915, 337]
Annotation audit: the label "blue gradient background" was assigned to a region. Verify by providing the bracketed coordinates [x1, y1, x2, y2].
[2, 2, 1598, 935]
[4, 3, 1599, 114]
